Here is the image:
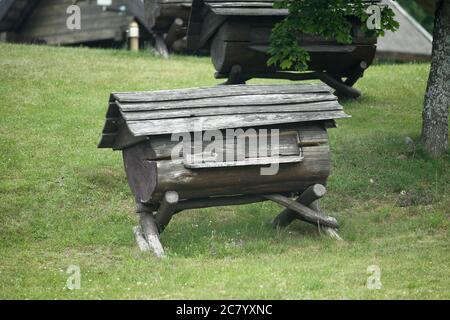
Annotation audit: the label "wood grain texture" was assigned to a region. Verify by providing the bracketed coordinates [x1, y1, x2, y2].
[126, 111, 349, 136]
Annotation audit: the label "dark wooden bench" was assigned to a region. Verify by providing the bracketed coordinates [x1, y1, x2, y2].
[99, 83, 348, 257]
[187, 0, 379, 98]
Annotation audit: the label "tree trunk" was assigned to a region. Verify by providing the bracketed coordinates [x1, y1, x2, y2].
[421, 0, 450, 157]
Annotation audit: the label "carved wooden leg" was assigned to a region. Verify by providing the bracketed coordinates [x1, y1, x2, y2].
[135, 203, 165, 258]
[316, 71, 361, 99]
[265, 193, 338, 229]
[154, 191, 179, 233]
[133, 226, 150, 252]
[153, 33, 169, 59]
[271, 184, 342, 240]
[224, 65, 247, 85]
[309, 200, 342, 241]
[272, 184, 326, 227]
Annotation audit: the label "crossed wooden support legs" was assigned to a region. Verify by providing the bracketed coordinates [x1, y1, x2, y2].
[133, 191, 179, 258]
[133, 185, 341, 257]
[270, 184, 342, 240]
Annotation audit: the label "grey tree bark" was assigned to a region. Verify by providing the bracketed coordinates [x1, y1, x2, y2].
[421, 0, 450, 157]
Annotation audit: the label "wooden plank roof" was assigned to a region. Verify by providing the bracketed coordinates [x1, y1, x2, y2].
[0, 0, 152, 38]
[98, 83, 350, 149]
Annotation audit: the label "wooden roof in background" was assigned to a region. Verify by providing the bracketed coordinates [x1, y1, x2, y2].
[377, 0, 433, 61]
[0, 0, 152, 44]
[99, 84, 349, 149]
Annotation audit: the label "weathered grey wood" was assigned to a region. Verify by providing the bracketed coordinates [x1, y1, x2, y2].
[145, 0, 191, 32]
[184, 155, 304, 169]
[316, 72, 362, 99]
[310, 200, 343, 241]
[8, 0, 150, 46]
[174, 194, 268, 213]
[155, 191, 179, 232]
[118, 94, 338, 113]
[122, 143, 158, 203]
[112, 83, 332, 102]
[199, 12, 227, 49]
[151, 144, 330, 201]
[165, 18, 184, 49]
[139, 211, 165, 258]
[154, 33, 169, 58]
[121, 124, 326, 160]
[210, 7, 288, 16]
[205, 0, 280, 2]
[133, 226, 151, 252]
[264, 194, 339, 229]
[272, 184, 326, 227]
[215, 71, 318, 81]
[224, 64, 247, 85]
[120, 101, 342, 121]
[208, 2, 276, 8]
[126, 111, 350, 136]
[172, 36, 187, 52]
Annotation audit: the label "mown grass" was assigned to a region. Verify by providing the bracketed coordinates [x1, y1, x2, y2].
[0, 43, 448, 299]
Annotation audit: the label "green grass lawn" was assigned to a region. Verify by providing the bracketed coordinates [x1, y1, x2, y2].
[0, 43, 449, 299]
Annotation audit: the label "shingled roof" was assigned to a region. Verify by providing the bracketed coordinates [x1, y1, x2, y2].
[99, 83, 350, 149]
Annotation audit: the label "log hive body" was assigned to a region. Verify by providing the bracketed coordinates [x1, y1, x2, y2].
[99, 83, 349, 255]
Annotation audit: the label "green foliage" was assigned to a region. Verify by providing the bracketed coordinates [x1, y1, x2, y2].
[268, 0, 399, 71]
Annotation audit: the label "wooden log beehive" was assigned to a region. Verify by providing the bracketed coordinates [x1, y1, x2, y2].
[187, 0, 380, 97]
[99, 83, 349, 256]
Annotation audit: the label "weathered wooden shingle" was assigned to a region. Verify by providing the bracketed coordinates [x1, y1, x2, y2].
[99, 83, 350, 149]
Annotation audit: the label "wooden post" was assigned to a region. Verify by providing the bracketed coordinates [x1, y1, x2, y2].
[344, 61, 368, 87]
[264, 193, 339, 229]
[272, 184, 326, 227]
[154, 33, 169, 58]
[315, 71, 361, 99]
[155, 191, 179, 232]
[165, 18, 184, 50]
[271, 184, 342, 240]
[224, 65, 247, 85]
[133, 226, 150, 252]
[136, 204, 165, 258]
[310, 201, 342, 240]
[128, 21, 140, 52]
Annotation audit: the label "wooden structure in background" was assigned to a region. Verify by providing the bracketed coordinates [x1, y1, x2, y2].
[377, 0, 433, 62]
[187, 0, 380, 98]
[0, 0, 151, 46]
[99, 83, 348, 256]
[144, 0, 192, 55]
